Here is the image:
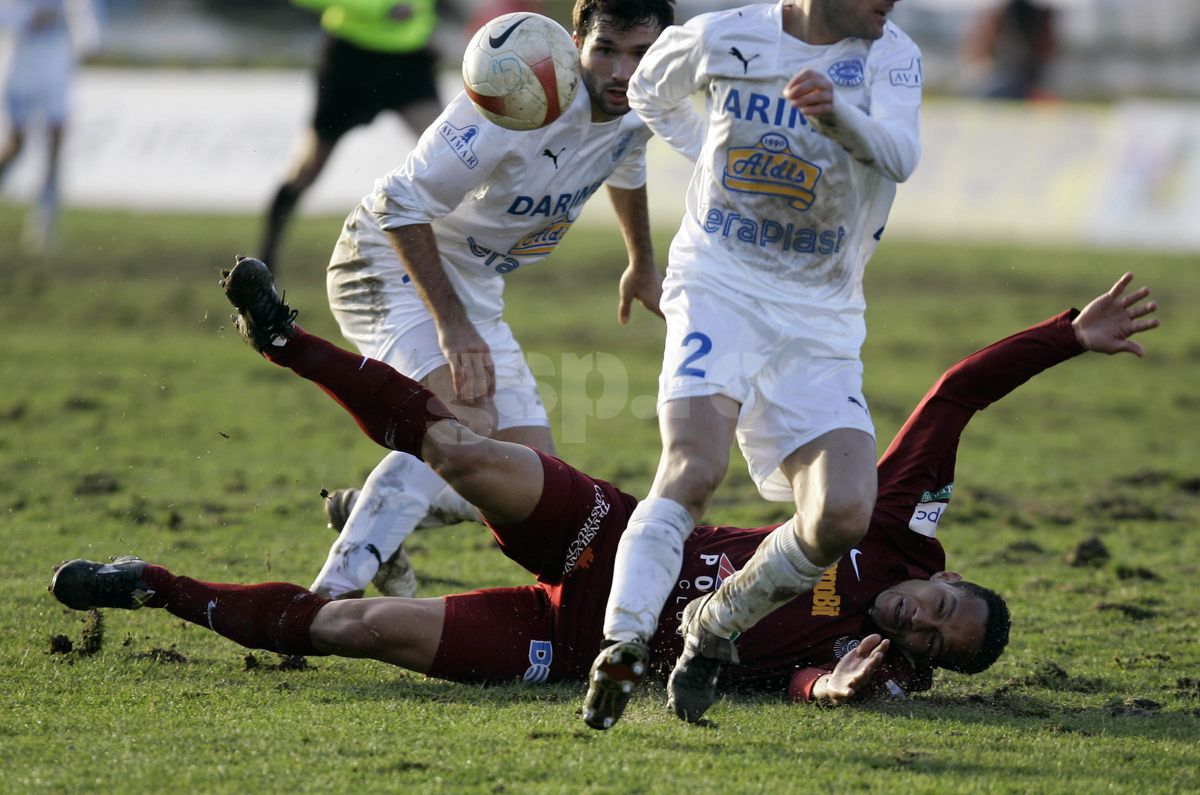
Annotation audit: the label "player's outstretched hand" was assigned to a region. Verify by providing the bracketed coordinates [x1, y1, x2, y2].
[812, 633, 890, 706]
[617, 262, 664, 324]
[1072, 272, 1159, 357]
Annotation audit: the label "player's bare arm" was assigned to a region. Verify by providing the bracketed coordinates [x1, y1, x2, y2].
[607, 184, 664, 324]
[1071, 272, 1159, 357]
[386, 223, 496, 402]
[810, 634, 891, 706]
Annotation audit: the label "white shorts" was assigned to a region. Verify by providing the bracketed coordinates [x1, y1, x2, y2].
[4, 34, 74, 127]
[327, 218, 548, 432]
[658, 280, 875, 502]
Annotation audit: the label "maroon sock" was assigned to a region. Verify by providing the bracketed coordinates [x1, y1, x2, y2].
[141, 565, 329, 656]
[261, 325, 456, 460]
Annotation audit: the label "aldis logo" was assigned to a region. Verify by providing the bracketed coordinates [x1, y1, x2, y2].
[438, 121, 479, 169]
[723, 133, 823, 211]
[909, 482, 952, 537]
[510, 216, 574, 257]
[811, 563, 842, 617]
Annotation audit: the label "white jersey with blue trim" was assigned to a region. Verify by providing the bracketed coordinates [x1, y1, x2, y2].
[629, 1, 922, 358]
[348, 86, 651, 325]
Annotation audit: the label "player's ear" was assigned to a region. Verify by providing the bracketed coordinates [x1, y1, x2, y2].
[931, 571, 963, 584]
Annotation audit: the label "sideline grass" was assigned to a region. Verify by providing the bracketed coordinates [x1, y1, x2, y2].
[2, 208, 1198, 793]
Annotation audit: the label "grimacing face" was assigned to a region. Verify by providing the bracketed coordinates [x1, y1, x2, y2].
[574, 17, 663, 121]
[867, 572, 989, 669]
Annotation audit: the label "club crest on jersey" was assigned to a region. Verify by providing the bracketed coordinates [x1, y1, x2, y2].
[909, 483, 952, 537]
[438, 121, 480, 168]
[723, 133, 823, 211]
[890, 56, 923, 88]
[828, 59, 865, 87]
[833, 636, 860, 660]
[510, 215, 575, 257]
[611, 131, 634, 163]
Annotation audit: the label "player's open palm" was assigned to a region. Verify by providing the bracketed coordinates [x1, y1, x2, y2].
[1072, 272, 1159, 357]
[814, 634, 890, 706]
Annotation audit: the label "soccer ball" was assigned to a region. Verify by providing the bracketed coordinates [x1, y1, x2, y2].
[462, 12, 580, 131]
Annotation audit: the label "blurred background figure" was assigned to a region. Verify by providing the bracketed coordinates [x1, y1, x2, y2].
[0, 0, 102, 253]
[259, 0, 446, 272]
[961, 0, 1059, 100]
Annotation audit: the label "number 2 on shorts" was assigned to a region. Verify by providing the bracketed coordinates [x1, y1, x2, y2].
[675, 331, 712, 378]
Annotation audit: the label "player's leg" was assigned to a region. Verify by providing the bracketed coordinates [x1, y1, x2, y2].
[0, 128, 24, 181]
[581, 394, 737, 730]
[48, 556, 446, 672]
[669, 355, 877, 722]
[700, 429, 876, 635]
[23, 121, 64, 252]
[260, 131, 338, 270]
[220, 256, 545, 523]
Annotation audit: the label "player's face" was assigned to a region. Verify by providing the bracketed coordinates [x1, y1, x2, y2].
[575, 18, 663, 121]
[821, 0, 899, 42]
[867, 573, 988, 669]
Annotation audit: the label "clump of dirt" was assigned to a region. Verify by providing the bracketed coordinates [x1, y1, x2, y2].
[1000, 660, 1105, 694]
[48, 634, 74, 655]
[1107, 697, 1161, 717]
[0, 403, 26, 422]
[1086, 493, 1167, 521]
[131, 646, 188, 664]
[1115, 565, 1160, 581]
[243, 653, 315, 672]
[74, 472, 120, 496]
[48, 610, 106, 658]
[1113, 652, 1170, 669]
[1065, 536, 1109, 567]
[1174, 678, 1200, 699]
[77, 610, 104, 656]
[1094, 602, 1157, 621]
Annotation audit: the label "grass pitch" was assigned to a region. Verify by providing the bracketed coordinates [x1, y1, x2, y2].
[2, 207, 1198, 793]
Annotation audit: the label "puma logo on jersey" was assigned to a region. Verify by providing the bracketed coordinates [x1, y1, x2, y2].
[729, 46, 759, 74]
[542, 147, 565, 169]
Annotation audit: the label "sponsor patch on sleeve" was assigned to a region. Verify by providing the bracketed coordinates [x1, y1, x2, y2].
[908, 483, 952, 537]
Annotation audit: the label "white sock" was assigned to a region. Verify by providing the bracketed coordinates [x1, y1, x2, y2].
[700, 516, 825, 639]
[602, 497, 695, 643]
[311, 452, 447, 597]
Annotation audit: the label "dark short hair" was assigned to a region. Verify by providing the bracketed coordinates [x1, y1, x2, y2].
[572, 0, 675, 38]
[944, 581, 1011, 674]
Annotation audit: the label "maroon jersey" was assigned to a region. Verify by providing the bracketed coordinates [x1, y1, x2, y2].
[431, 312, 1083, 699]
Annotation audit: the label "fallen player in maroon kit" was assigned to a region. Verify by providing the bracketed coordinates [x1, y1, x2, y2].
[49, 259, 1158, 715]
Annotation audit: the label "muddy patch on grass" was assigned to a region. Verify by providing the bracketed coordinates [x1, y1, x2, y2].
[1114, 564, 1161, 581]
[1094, 602, 1157, 621]
[243, 653, 316, 672]
[1065, 536, 1109, 567]
[75, 472, 120, 496]
[999, 660, 1105, 694]
[1107, 697, 1162, 717]
[131, 646, 188, 664]
[1086, 493, 1170, 521]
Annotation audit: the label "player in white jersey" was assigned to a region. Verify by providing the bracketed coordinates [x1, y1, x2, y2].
[583, 0, 922, 729]
[0, 0, 100, 252]
[311, 0, 677, 601]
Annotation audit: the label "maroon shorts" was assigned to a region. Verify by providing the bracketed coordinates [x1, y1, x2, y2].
[428, 451, 637, 684]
